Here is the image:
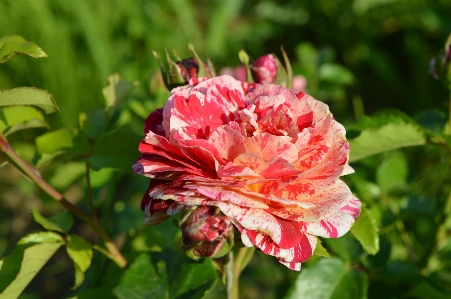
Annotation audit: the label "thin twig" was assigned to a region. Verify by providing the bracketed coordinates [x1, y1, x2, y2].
[86, 161, 99, 224]
[0, 133, 127, 268]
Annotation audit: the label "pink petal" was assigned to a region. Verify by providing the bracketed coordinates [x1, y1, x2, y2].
[208, 124, 247, 161]
[269, 180, 353, 222]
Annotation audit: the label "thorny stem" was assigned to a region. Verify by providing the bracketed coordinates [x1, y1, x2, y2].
[0, 133, 127, 268]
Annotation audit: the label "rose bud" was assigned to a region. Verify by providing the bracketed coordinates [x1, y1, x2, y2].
[177, 58, 199, 83]
[251, 54, 278, 84]
[180, 206, 234, 260]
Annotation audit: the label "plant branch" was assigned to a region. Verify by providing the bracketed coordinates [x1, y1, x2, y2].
[86, 161, 99, 224]
[0, 133, 127, 268]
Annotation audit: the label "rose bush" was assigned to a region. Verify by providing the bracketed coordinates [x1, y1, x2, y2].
[133, 75, 361, 270]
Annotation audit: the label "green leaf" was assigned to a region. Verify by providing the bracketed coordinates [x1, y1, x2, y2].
[67, 287, 115, 299]
[88, 128, 141, 170]
[318, 63, 355, 86]
[48, 162, 86, 190]
[285, 258, 368, 299]
[351, 207, 380, 255]
[313, 238, 331, 258]
[0, 87, 58, 114]
[114, 252, 217, 299]
[323, 233, 363, 263]
[31, 208, 74, 234]
[0, 35, 47, 63]
[35, 128, 89, 155]
[348, 122, 426, 162]
[167, 256, 217, 299]
[79, 109, 106, 139]
[66, 235, 93, 290]
[346, 109, 414, 133]
[407, 282, 451, 299]
[0, 106, 48, 136]
[114, 253, 167, 299]
[0, 232, 63, 299]
[375, 151, 408, 193]
[102, 73, 136, 117]
[17, 231, 63, 245]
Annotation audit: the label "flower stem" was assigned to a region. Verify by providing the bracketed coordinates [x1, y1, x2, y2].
[226, 251, 239, 299]
[0, 133, 127, 268]
[86, 161, 99, 224]
[226, 247, 255, 299]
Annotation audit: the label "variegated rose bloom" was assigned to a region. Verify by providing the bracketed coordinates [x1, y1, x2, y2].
[133, 75, 361, 270]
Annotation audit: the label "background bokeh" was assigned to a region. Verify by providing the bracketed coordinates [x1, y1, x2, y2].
[1, 0, 451, 298]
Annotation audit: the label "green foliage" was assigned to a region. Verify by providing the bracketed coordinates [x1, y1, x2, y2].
[31, 208, 74, 234]
[351, 207, 380, 255]
[0, 106, 47, 136]
[88, 128, 142, 170]
[313, 239, 331, 258]
[0, 88, 58, 114]
[114, 253, 217, 299]
[35, 128, 89, 155]
[0, 35, 47, 63]
[66, 235, 93, 290]
[1, 1, 451, 298]
[0, 232, 63, 299]
[102, 74, 137, 118]
[348, 121, 426, 162]
[285, 258, 368, 299]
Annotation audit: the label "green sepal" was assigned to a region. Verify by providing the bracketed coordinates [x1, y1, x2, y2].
[165, 48, 185, 85]
[281, 46, 293, 88]
[188, 44, 211, 78]
[274, 55, 288, 87]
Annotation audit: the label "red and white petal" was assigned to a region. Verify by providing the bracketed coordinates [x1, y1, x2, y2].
[303, 197, 361, 238]
[253, 133, 298, 163]
[269, 180, 353, 221]
[242, 229, 317, 270]
[208, 124, 247, 161]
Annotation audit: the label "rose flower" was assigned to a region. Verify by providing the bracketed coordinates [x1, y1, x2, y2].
[133, 75, 360, 270]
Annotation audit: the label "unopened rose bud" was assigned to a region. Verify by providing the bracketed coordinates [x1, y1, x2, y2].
[177, 58, 199, 83]
[251, 54, 278, 84]
[180, 206, 234, 260]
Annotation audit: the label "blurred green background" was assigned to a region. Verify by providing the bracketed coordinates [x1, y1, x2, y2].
[1, 0, 451, 298]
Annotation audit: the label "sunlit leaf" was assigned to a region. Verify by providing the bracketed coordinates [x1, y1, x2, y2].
[349, 122, 426, 162]
[31, 208, 74, 234]
[102, 74, 136, 117]
[49, 162, 86, 190]
[0, 35, 47, 63]
[35, 128, 89, 155]
[285, 258, 368, 299]
[0, 88, 58, 114]
[313, 238, 330, 258]
[318, 63, 355, 85]
[88, 128, 141, 170]
[0, 232, 63, 299]
[0, 106, 48, 136]
[351, 207, 380, 255]
[66, 235, 93, 290]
